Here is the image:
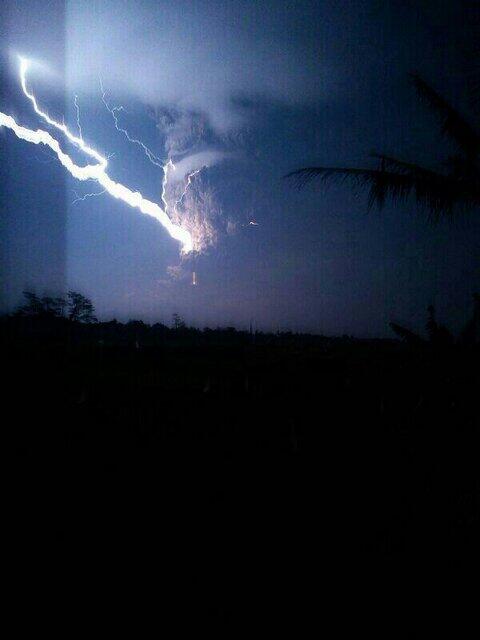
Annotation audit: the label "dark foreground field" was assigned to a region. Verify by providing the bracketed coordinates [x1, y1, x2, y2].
[3, 316, 479, 621]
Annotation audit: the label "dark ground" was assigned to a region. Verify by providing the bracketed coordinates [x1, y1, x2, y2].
[3, 315, 479, 625]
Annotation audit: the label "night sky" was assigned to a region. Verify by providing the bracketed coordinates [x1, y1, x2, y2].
[1, 0, 479, 336]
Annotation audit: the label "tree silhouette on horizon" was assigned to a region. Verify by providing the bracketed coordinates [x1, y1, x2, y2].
[16, 290, 97, 323]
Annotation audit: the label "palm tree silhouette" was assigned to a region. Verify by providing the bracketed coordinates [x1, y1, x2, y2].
[390, 296, 478, 345]
[286, 74, 480, 219]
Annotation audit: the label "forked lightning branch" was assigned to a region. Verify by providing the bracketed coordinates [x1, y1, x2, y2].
[0, 57, 194, 254]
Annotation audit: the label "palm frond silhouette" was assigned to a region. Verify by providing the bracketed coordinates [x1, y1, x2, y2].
[390, 296, 479, 346]
[286, 75, 480, 220]
[389, 322, 425, 346]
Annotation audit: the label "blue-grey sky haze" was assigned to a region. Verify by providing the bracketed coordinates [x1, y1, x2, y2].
[1, 0, 479, 336]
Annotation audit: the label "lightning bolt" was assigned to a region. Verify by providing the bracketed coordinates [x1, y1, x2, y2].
[99, 81, 201, 237]
[100, 79, 165, 167]
[72, 188, 106, 205]
[74, 94, 83, 141]
[173, 168, 202, 215]
[18, 58, 106, 169]
[0, 58, 193, 253]
[161, 159, 175, 215]
[73, 93, 109, 206]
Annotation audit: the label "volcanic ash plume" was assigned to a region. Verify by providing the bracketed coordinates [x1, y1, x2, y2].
[170, 176, 221, 254]
[155, 106, 226, 254]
